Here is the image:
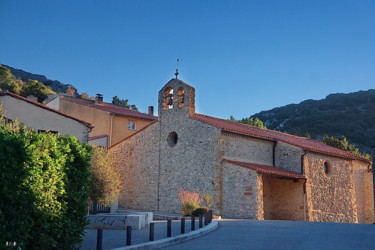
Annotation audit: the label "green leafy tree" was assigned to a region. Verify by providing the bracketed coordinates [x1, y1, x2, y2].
[112, 96, 138, 111]
[0, 64, 23, 94]
[89, 145, 123, 206]
[20, 79, 55, 102]
[230, 116, 267, 129]
[0, 116, 92, 249]
[323, 135, 371, 159]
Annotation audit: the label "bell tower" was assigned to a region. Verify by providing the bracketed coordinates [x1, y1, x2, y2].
[158, 78, 195, 118]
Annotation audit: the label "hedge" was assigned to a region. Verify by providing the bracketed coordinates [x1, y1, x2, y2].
[0, 122, 92, 249]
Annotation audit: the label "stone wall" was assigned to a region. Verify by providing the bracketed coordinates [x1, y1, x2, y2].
[262, 176, 304, 221]
[109, 122, 160, 211]
[158, 111, 222, 214]
[304, 153, 357, 223]
[222, 162, 259, 219]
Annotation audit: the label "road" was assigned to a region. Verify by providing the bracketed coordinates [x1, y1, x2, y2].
[163, 219, 375, 250]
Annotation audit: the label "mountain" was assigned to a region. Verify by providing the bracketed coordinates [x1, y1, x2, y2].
[3, 64, 77, 94]
[250, 90, 375, 153]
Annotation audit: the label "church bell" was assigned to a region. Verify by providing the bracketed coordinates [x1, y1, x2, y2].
[167, 94, 173, 105]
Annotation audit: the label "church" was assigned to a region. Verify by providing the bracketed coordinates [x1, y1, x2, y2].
[109, 78, 374, 223]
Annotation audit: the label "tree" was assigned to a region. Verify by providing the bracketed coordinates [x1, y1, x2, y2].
[20, 79, 55, 102]
[89, 146, 124, 206]
[0, 65, 22, 94]
[323, 135, 371, 159]
[230, 116, 267, 129]
[112, 96, 138, 111]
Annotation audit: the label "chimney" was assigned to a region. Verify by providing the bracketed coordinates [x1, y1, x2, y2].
[95, 93, 103, 102]
[148, 106, 154, 116]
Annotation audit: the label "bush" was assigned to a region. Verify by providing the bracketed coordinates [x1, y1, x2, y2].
[0, 120, 92, 249]
[178, 190, 202, 216]
[89, 145, 123, 206]
[192, 207, 209, 217]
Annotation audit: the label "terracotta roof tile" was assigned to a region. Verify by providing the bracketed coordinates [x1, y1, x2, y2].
[0, 92, 93, 128]
[223, 159, 305, 179]
[63, 97, 157, 120]
[191, 114, 369, 162]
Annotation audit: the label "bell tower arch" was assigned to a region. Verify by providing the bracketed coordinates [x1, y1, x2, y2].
[158, 78, 195, 119]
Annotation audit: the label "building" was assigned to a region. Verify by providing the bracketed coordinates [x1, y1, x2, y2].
[46, 95, 157, 147]
[0, 91, 92, 142]
[110, 78, 374, 223]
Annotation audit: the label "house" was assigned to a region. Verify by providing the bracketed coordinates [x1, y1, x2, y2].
[109, 78, 374, 223]
[46, 95, 157, 147]
[0, 91, 92, 142]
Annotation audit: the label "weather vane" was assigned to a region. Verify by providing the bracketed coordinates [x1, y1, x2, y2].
[174, 59, 179, 79]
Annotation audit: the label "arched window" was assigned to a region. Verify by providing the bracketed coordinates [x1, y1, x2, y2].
[178, 87, 185, 108]
[163, 88, 174, 110]
[323, 161, 330, 175]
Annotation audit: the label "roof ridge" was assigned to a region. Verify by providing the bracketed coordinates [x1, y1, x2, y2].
[62, 97, 157, 120]
[190, 113, 370, 163]
[192, 113, 311, 140]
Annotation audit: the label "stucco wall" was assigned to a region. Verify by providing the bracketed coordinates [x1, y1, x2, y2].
[55, 98, 154, 147]
[304, 153, 357, 223]
[1, 96, 88, 142]
[109, 123, 160, 211]
[275, 141, 304, 173]
[222, 162, 259, 219]
[220, 132, 273, 166]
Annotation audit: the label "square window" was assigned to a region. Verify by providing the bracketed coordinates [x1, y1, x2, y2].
[128, 121, 136, 130]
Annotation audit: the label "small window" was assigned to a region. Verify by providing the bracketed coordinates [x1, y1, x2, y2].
[323, 162, 330, 175]
[128, 121, 136, 130]
[167, 132, 178, 147]
[38, 130, 58, 135]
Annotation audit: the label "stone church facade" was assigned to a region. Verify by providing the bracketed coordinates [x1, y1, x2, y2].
[110, 78, 374, 223]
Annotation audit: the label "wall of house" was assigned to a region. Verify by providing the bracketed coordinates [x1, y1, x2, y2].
[262, 175, 305, 221]
[0, 96, 88, 142]
[222, 162, 260, 219]
[57, 98, 153, 147]
[304, 153, 358, 223]
[109, 123, 160, 211]
[59, 99, 111, 138]
[111, 115, 153, 146]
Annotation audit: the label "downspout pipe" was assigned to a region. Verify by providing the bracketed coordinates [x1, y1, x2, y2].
[371, 145, 375, 218]
[301, 149, 307, 221]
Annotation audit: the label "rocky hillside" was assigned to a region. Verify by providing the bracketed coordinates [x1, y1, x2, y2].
[3, 64, 77, 94]
[250, 90, 375, 153]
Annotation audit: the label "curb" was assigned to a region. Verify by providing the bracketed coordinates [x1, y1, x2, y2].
[111, 219, 219, 250]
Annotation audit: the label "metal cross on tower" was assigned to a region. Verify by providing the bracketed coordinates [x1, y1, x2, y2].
[174, 59, 179, 79]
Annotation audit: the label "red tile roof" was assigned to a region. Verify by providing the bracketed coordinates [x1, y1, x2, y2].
[223, 159, 305, 179]
[191, 114, 369, 162]
[0, 92, 93, 128]
[62, 97, 157, 121]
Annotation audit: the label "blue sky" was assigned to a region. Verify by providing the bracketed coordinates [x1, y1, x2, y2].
[1, 0, 374, 119]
